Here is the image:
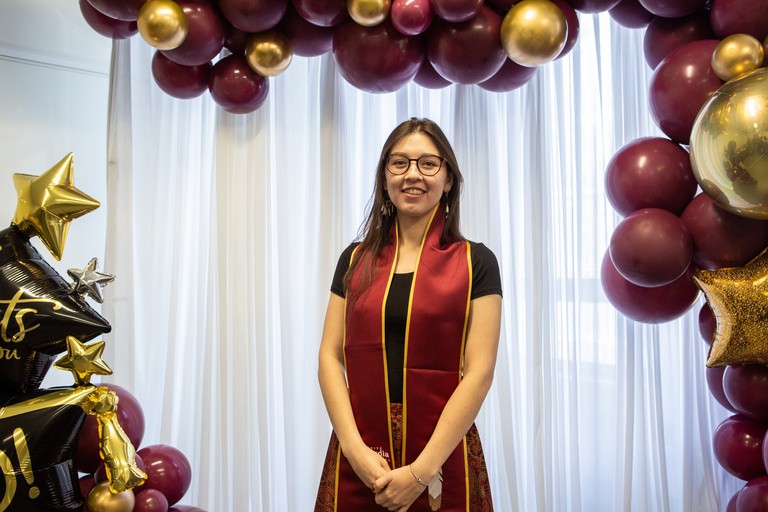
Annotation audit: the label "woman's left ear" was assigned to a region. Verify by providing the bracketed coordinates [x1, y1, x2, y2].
[444, 174, 453, 193]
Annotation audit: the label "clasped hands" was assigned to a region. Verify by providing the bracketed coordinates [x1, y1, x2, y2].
[347, 446, 427, 512]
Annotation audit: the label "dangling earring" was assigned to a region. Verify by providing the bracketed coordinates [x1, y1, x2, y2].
[444, 192, 450, 218]
[381, 198, 393, 217]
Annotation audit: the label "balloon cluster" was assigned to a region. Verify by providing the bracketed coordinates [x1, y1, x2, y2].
[78, 0, 587, 113]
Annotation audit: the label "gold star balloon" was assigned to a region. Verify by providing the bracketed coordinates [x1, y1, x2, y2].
[694, 248, 768, 367]
[12, 153, 100, 260]
[53, 336, 113, 386]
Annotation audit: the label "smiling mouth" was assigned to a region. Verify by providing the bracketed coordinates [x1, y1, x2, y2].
[403, 188, 425, 195]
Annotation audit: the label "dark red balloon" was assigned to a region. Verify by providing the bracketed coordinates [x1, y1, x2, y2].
[643, 11, 714, 69]
[219, 0, 288, 33]
[79, 0, 138, 39]
[137, 444, 193, 506]
[134, 489, 170, 512]
[208, 54, 270, 114]
[550, 0, 580, 59]
[86, 0, 145, 21]
[333, 19, 424, 93]
[391, 0, 433, 36]
[291, 0, 347, 26]
[710, 0, 768, 40]
[648, 39, 722, 144]
[708, 366, 738, 412]
[478, 58, 537, 92]
[609, 0, 654, 29]
[152, 51, 212, 99]
[224, 25, 251, 54]
[600, 251, 699, 323]
[638, 0, 707, 18]
[728, 489, 740, 512]
[75, 384, 146, 474]
[680, 193, 768, 270]
[738, 477, 768, 512]
[278, 3, 334, 56]
[714, 414, 768, 481]
[605, 137, 697, 216]
[565, 0, 621, 13]
[413, 56, 452, 89]
[161, 0, 226, 66]
[609, 208, 692, 287]
[431, 0, 482, 23]
[427, 6, 506, 84]
[699, 303, 716, 345]
[724, 366, 768, 422]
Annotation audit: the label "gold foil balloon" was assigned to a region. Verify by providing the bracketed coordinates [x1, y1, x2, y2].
[500, 0, 567, 67]
[86, 481, 135, 512]
[690, 67, 768, 219]
[245, 30, 293, 77]
[347, 0, 391, 27]
[137, 0, 189, 51]
[711, 33, 765, 82]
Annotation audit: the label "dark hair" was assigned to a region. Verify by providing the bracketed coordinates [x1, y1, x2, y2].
[343, 118, 465, 296]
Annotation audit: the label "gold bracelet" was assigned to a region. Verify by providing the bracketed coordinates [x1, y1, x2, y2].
[409, 464, 429, 487]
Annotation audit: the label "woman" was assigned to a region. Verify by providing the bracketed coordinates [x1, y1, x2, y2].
[316, 118, 502, 512]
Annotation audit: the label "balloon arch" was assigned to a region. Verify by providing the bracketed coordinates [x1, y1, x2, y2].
[80, 0, 768, 508]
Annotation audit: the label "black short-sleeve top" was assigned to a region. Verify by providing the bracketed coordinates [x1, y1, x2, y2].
[330, 241, 502, 403]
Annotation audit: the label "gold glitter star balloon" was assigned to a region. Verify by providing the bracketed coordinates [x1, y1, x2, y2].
[12, 153, 100, 260]
[694, 248, 768, 367]
[53, 336, 113, 385]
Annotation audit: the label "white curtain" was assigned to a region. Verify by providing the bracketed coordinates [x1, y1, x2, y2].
[101, 13, 738, 511]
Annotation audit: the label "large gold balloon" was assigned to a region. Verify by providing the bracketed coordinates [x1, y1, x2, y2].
[690, 67, 768, 219]
[137, 0, 189, 51]
[347, 0, 390, 27]
[500, 0, 567, 67]
[246, 31, 293, 77]
[712, 33, 765, 82]
[86, 481, 135, 512]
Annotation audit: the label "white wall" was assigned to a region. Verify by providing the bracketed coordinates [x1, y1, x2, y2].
[0, 0, 112, 386]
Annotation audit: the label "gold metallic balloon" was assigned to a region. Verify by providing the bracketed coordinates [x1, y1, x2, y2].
[694, 248, 768, 366]
[347, 0, 390, 27]
[690, 67, 768, 219]
[711, 33, 765, 82]
[246, 30, 293, 77]
[86, 481, 135, 512]
[500, 0, 567, 67]
[137, 0, 189, 51]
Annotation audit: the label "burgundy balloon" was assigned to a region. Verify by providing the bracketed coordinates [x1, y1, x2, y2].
[600, 251, 699, 323]
[638, 0, 707, 18]
[152, 51, 212, 99]
[333, 19, 424, 93]
[609, 208, 693, 287]
[550, 0, 580, 59]
[648, 39, 722, 144]
[413, 56, 452, 89]
[278, 3, 334, 56]
[134, 489, 170, 512]
[724, 366, 768, 422]
[291, 0, 348, 27]
[565, 0, 621, 13]
[698, 303, 716, 345]
[714, 414, 768, 481]
[208, 54, 270, 114]
[728, 489, 740, 512]
[219, 0, 288, 33]
[75, 384, 146, 474]
[708, 366, 737, 412]
[604, 137, 697, 216]
[224, 25, 251, 54]
[431, 0, 482, 23]
[608, 0, 654, 29]
[710, 0, 768, 40]
[137, 444, 193, 506]
[86, 0, 145, 21]
[642, 11, 714, 69]
[427, 6, 506, 85]
[478, 58, 537, 92]
[79, 0, 138, 39]
[161, 0, 226, 66]
[738, 477, 768, 512]
[391, 0, 433, 36]
[680, 193, 768, 270]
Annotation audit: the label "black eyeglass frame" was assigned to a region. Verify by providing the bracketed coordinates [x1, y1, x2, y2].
[385, 154, 446, 176]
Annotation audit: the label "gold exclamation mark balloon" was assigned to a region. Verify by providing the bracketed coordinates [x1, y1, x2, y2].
[12, 429, 38, 499]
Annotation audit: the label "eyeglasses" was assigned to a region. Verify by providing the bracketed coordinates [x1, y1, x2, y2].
[385, 154, 445, 176]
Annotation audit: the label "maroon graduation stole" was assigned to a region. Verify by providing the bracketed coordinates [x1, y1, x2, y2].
[335, 206, 472, 511]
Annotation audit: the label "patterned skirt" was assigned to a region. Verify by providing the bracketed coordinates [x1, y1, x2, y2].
[315, 403, 493, 511]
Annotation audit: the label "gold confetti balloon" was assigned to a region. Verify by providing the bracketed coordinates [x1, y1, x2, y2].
[347, 0, 390, 27]
[137, 0, 189, 51]
[689, 67, 768, 219]
[500, 0, 567, 67]
[711, 33, 765, 82]
[86, 481, 135, 512]
[245, 30, 293, 77]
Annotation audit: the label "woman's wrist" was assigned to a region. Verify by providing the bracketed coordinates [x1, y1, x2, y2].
[410, 457, 439, 483]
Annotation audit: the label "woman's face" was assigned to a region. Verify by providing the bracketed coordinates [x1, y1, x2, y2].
[385, 132, 452, 224]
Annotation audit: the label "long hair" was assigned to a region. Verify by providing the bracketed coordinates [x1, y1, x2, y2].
[343, 118, 466, 297]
